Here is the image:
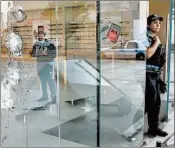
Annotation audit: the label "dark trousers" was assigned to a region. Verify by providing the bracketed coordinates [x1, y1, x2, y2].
[37, 63, 56, 98]
[145, 72, 161, 131]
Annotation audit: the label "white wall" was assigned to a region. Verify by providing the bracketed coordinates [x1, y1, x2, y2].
[1, 1, 13, 29]
[18, 1, 53, 10]
[133, 1, 149, 41]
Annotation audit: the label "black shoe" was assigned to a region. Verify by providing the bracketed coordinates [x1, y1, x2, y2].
[147, 130, 157, 138]
[156, 128, 168, 137]
[147, 128, 168, 138]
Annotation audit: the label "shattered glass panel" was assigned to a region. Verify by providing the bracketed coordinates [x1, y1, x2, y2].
[1, 1, 60, 147]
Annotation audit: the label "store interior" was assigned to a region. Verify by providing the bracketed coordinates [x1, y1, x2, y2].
[1, 1, 144, 59]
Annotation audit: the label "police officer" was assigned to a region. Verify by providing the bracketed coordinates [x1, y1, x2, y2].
[145, 14, 168, 138]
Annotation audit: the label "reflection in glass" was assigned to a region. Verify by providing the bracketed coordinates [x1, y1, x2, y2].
[58, 1, 98, 147]
[1, 1, 149, 147]
[100, 1, 147, 147]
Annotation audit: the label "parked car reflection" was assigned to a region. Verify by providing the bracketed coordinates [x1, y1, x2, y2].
[101, 40, 146, 60]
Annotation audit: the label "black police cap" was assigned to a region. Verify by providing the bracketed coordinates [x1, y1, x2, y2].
[147, 14, 163, 25]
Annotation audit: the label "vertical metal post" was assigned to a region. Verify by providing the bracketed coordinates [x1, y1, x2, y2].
[64, 7, 67, 60]
[163, 16, 169, 86]
[96, 1, 101, 147]
[165, 0, 173, 119]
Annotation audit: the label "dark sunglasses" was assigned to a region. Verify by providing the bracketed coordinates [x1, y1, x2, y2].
[38, 38, 44, 41]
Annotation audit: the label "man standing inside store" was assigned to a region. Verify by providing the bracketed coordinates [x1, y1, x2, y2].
[144, 14, 168, 138]
[32, 31, 57, 104]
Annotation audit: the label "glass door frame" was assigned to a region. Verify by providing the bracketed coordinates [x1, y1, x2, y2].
[96, 1, 101, 147]
[166, 0, 174, 119]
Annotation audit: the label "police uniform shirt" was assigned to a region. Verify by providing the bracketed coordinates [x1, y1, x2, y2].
[143, 31, 165, 71]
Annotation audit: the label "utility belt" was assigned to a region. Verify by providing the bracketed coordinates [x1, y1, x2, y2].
[146, 65, 167, 93]
[146, 65, 161, 74]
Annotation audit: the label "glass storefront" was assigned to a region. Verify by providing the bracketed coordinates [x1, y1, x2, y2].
[1, 1, 173, 147]
[100, 1, 146, 147]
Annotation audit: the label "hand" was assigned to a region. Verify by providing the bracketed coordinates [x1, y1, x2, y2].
[41, 52, 47, 56]
[43, 52, 48, 56]
[153, 36, 161, 44]
[39, 51, 47, 56]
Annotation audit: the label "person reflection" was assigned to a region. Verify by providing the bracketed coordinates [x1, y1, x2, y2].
[32, 31, 57, 104]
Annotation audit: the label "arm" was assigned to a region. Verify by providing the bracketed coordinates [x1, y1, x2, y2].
[31, 43, 37, 57]
[44, 43, 56, 58]
[146, 36, 160, 59]
[48, 43, 56, 58]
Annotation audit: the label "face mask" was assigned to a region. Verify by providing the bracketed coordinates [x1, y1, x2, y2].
[38, 40, 44, 43]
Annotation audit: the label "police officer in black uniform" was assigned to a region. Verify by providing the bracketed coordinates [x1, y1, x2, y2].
[145, 14, 168, 138]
